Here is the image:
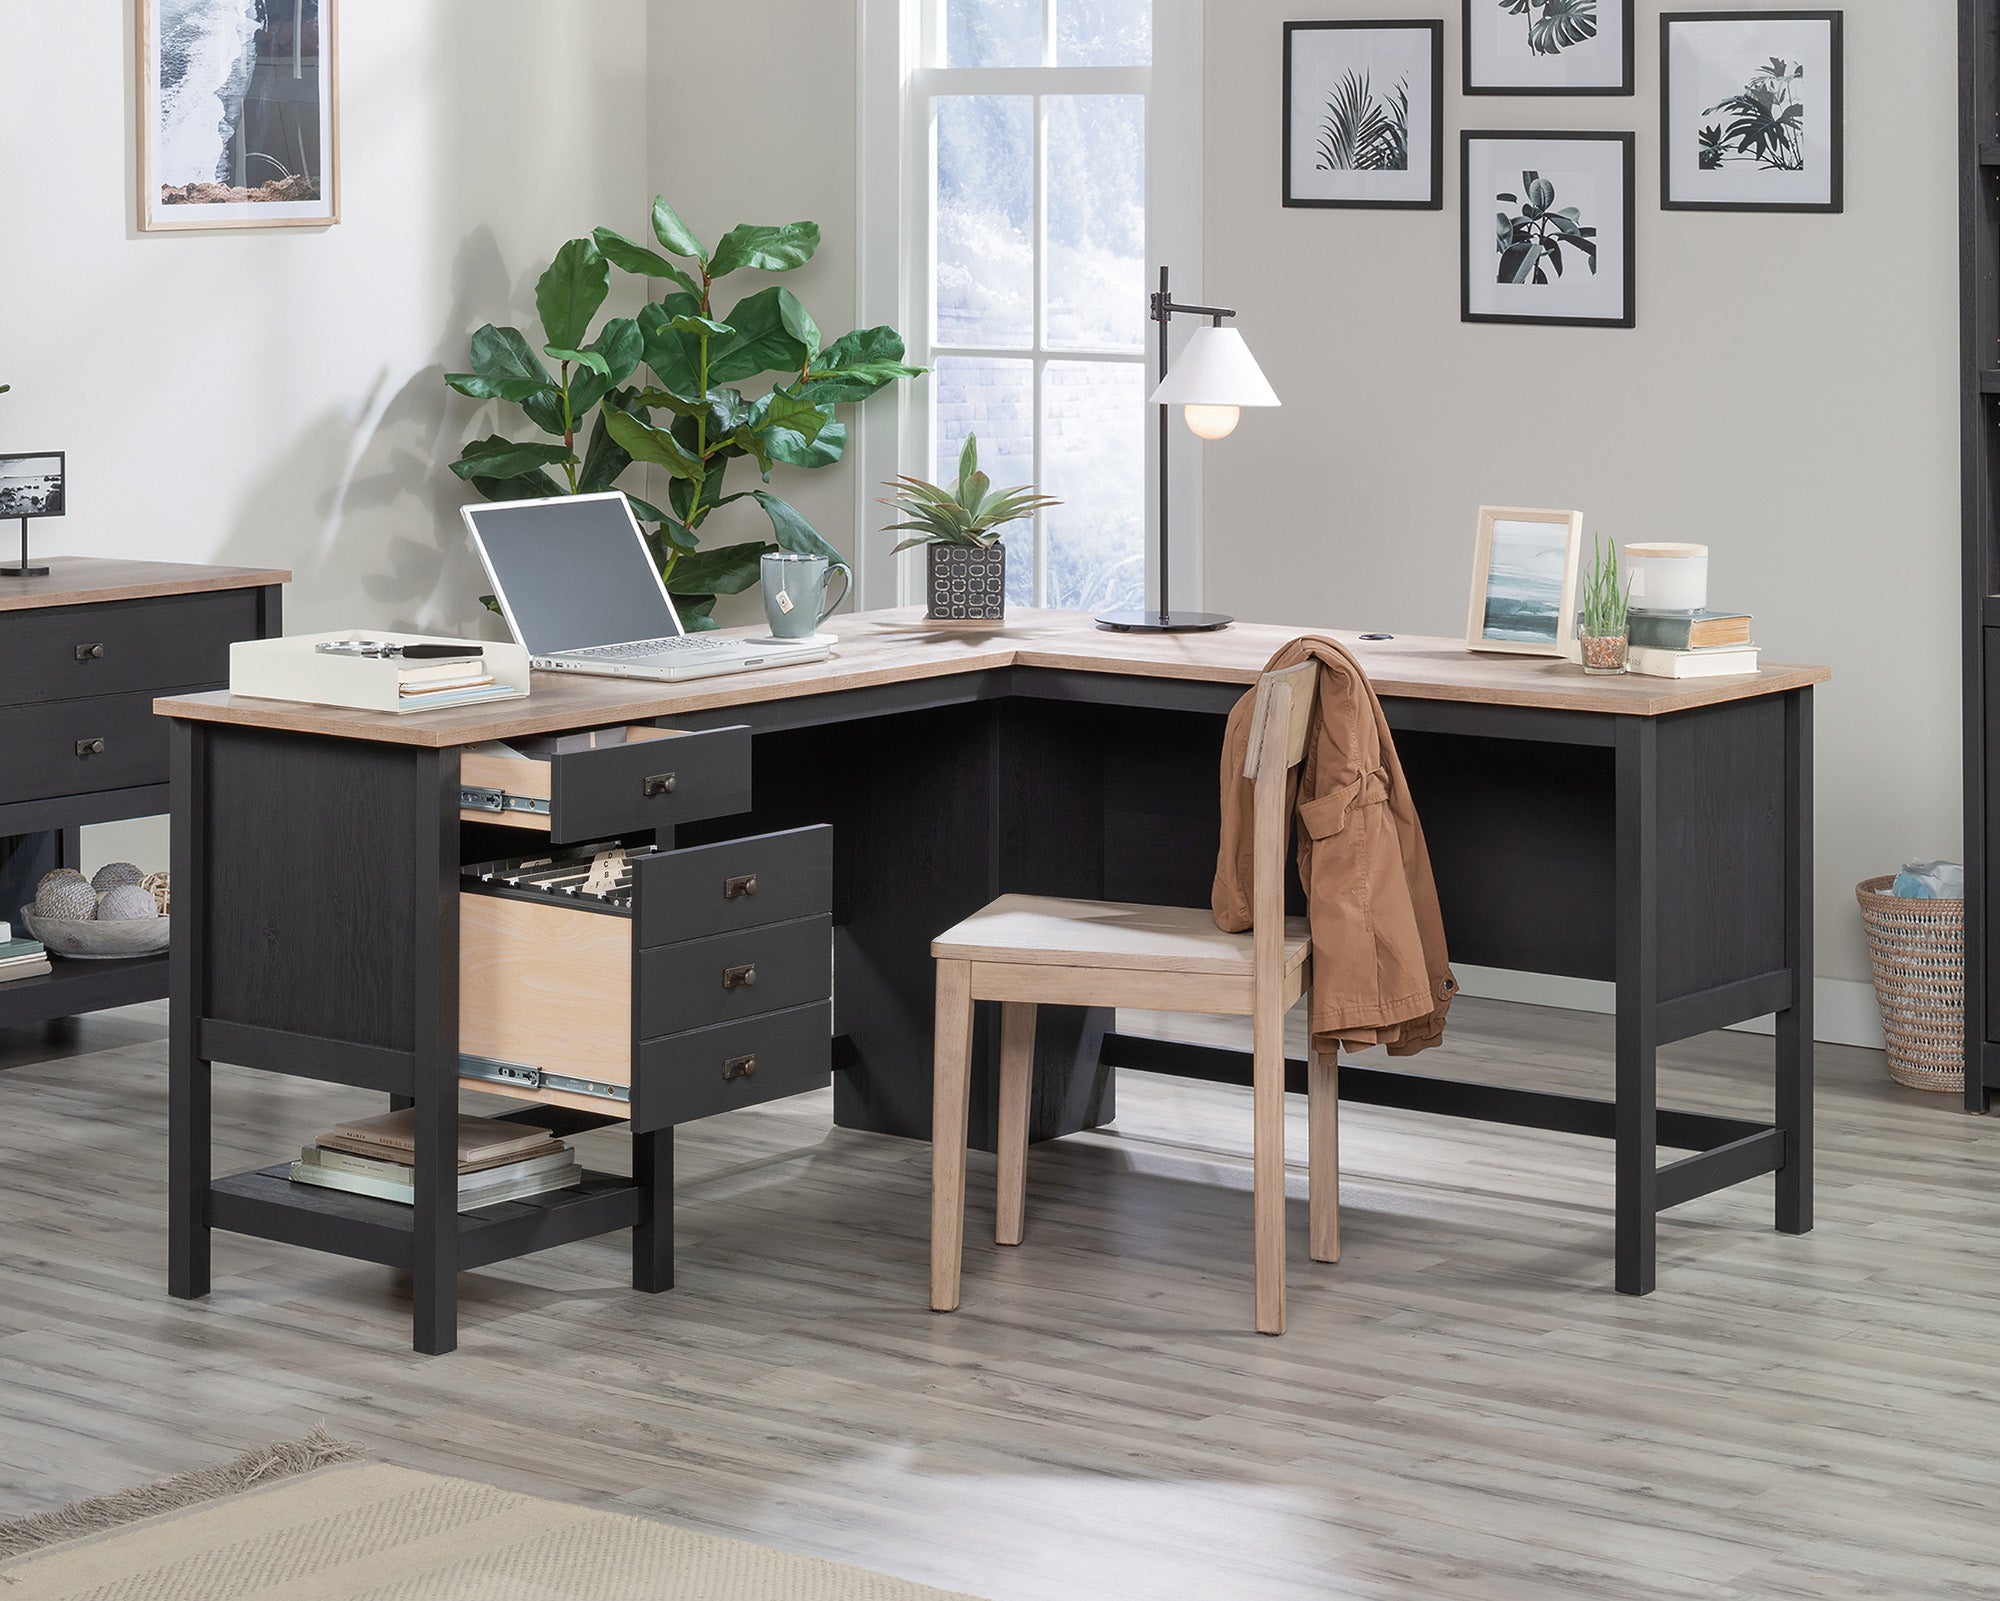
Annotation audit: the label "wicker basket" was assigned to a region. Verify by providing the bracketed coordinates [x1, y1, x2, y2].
[1855, 876, 1964, 1093]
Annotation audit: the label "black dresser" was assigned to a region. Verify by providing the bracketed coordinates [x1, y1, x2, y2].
[0, 558, 285, 1030]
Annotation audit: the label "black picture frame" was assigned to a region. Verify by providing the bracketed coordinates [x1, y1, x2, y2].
[1283, 19, 1446, 211]
[1461, 130, 1637, 329]
[1463, 0, 1636, 97]
[1660, 10, 1844, 214]
[0, 451, 67, 521]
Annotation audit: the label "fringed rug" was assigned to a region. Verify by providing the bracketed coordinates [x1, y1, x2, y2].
[0, 1435, 983, 1600]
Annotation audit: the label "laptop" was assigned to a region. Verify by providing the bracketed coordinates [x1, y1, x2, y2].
[461, 492, 833, 682]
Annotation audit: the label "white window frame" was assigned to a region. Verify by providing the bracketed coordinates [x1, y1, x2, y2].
[855, 0, 1203, 613]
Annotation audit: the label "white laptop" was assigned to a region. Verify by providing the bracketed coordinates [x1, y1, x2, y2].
[461, 492, 832, 682]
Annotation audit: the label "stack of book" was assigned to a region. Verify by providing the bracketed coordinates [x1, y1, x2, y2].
[0, 928, 50, 986]
[289, 1110, 582, 1210]
[1626, 611, 1760, 679]
[395, 656, 512, 712]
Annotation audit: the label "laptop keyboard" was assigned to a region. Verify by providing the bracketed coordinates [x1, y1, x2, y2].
[570, 636, 728, 659]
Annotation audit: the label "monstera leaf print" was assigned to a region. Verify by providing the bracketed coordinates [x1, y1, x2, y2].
[1497, 0, 1598, 58]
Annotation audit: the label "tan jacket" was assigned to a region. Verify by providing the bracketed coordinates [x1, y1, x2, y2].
[1212, 635, 1456, 1057]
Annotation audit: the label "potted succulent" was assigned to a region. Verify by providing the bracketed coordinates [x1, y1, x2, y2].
[883, 435, 1058, 621]
[1577, 532, 1633, 675]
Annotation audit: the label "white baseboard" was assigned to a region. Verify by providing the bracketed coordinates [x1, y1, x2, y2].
[1450, 966, 1885, 1051]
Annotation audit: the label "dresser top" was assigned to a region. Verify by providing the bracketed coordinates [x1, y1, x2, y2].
[154, 607, 1831, 748]
[0, 557, 290, 613]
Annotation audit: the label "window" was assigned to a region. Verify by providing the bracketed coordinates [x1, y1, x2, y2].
[902, 1, 1170, 612]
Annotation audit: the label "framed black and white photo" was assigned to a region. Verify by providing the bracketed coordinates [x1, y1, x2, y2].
[0, 453, 66, 521]
[138, 0, 340, 231]
[1661, 11, 1843, 212]
[1462, 131, 1635, 329]
[1466, 506, 1585, 657]
[1284, 20, 1445, 209]
[1464, 0, 1634, 96]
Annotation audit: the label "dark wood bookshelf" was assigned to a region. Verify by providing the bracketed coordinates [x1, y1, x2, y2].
[0, 951, 170, 1031]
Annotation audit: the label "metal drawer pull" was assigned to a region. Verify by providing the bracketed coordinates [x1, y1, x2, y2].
[75, 738, 105, 757]
[642, 772, 678, 798]
[74, 643, 105, 662]
[723, 1054, 757, 1082]
[724, 873, 758, 900]
[723, 963, 758, 991]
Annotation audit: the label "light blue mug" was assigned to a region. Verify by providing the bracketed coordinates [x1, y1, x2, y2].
[761, 551, 849, 640]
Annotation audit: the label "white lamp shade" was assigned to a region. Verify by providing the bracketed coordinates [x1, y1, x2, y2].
[1148, 326, 1281, 409]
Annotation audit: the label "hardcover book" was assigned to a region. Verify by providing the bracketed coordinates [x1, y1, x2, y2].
[1626, 610, 1752, 651]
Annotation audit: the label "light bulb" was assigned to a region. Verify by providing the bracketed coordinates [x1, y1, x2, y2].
[1183, 404, 1241, 441]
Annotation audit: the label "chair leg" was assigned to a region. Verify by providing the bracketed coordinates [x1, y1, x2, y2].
[1252, 998, 1287, 1336]
[1308, 1044, 1340, 1265]
[930, 960, 975, 1313]
[995, 1001, 1037, 1247]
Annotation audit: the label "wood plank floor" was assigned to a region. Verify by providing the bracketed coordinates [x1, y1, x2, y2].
[3, 998, 1998, 1599]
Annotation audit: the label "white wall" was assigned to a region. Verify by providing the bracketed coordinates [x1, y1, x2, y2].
[1202, 1, 1960, 1020]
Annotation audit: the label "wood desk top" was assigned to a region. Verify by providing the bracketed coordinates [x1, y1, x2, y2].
[0, 557, 291, 613]
[154, 607, 1831, 748]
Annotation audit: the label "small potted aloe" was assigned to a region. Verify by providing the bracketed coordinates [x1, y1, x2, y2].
[1578, 533, 1633, 675]
[883, 435, 1059, 621]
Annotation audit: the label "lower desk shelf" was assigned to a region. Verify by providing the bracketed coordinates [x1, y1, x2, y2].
[206, 1166, 640, 1273]
[0, 950, 169, 1031]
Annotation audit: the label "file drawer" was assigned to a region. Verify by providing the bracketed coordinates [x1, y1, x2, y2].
[635, 916, 832, 1037]
[0, 589, 257, 704]
[635, 826, 833, 947]
[458, 723, 751, 843]
[0, 690, 170, 805]
[629, 1002, 832, 1133]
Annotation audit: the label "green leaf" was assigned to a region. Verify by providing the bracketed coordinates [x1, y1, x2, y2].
[797, 325, 927, 405]
[956, 434, 979, 502]
[671, 593, 720, 630]
[545, 346, 611, 378]
[576, 411, 632, 495]
[592, 226, 703, 297]
[567, 322, 645, 417]
[636, 297, 708, 400]
[776, 289, 821, 362]
[470, 469, 564, 503]
[708, 221, 821, 278]
[651, 198, 707, 262]
[445, 371, 550, 406]
[667, 540, 771, 595]
[655, 516, 701, 554]
[604, 408, 706, 479]
[535, 239, 610, 353]
[628, 494, 674, 528]
[450, 435, 574, 483]
[752, 490, 847, 569]
[467, 324, 553, 390]
[707, 286, 812, 384]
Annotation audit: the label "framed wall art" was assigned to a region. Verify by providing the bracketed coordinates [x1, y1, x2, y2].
[1465, 506, 1586, 657]
[1463, 0, 1634, 96]
[1661, 11, 1843, 212]
[1283, 20, 1446, 210]
[1462, 130, 1635, 329]
[138, 0, 340, 231]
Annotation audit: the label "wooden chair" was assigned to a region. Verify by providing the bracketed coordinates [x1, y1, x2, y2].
[928, 661, 1336, 1336]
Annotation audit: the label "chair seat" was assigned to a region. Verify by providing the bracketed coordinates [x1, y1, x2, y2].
[932, 893, 1310, 977]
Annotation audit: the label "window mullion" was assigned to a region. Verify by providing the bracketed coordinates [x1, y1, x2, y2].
[1032, 91, 1050, 609]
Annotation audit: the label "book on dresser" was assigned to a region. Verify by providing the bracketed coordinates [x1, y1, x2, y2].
[1626, 610, 1753, 651]
[1626, 644, 1762, 679]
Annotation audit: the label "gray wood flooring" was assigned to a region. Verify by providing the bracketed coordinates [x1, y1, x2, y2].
[3, 998, 1998, 1599]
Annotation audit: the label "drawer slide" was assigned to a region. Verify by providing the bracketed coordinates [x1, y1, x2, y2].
[460, 1052, 631, 1105]
[458, 785, 551, 821]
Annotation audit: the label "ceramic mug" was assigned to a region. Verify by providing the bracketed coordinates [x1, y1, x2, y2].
[761, 551, 850, 640]
[1624, 543, 1709, 614]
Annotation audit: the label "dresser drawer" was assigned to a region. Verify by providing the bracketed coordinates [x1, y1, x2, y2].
[459, 723, 751, 844]
[0, 589, 258, 704]
[0, 691, 169, 804]
[634, 825, 832, 947]
[630, 1002, 832, 1133]
[636, 916, 832, 1038]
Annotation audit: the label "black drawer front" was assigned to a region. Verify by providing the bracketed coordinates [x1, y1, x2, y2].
[549, 724, 752, 844]
[0, 692, 169, 805]
[0, 589, 259, 704]
[635, 825, 832, 948]
[636, 915, 831, 1037]
[630, 1001, 832, 1132]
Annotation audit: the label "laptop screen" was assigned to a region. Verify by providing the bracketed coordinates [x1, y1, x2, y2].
[463, 494, 683, 655]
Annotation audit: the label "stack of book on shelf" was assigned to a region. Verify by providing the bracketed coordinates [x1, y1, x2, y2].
[1626, 610, 1760, 679]
[0, 924, 50, 986]
[289, 1111, 582, 1210]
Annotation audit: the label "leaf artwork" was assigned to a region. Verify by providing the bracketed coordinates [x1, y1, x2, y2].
[1493, 170, 1599, 287]
[1701, 56, 1807, 172]
[1497, 0, 1598, 58]
[1315, 69, 1411, 173]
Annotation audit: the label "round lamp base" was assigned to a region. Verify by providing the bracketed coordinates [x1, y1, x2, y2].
[1095, 609, 1234, 634]
[0, 564, 50, 578]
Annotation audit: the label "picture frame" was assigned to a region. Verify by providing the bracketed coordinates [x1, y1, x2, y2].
[1463, 0, 1635, 96]
[1466, 506, 1586, 657]
[0, 452, 67, 521]
[1462, 130, 1636, 329]
[1283, 20, 1446, 210]
[138, 0, 340, 232]
[1660, 11, 1843, 213]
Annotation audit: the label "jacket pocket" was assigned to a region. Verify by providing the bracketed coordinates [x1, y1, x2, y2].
[1299, 766, 1389, 841]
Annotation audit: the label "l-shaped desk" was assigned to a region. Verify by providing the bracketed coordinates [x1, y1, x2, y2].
[156, 609, 1828, 1352]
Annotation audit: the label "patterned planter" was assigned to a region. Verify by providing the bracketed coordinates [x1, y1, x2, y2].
[926, 543, 1007, 621]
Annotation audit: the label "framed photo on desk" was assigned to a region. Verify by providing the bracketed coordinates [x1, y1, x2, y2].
[1466, 505, 1585, 657]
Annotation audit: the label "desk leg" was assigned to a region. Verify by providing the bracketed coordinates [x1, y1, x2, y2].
[632, 1128, 674, 1292]
[1614, 719, 1659, 1297]
[411, 750, 460, 1357]
[167, 721, 210, 1300]
[1777, 690, 1815, 1236]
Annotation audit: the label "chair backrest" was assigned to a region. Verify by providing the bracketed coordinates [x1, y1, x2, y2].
[1243, 661, 1318, 982]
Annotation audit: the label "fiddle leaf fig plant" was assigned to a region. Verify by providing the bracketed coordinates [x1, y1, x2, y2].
[447, 197, 924, 627]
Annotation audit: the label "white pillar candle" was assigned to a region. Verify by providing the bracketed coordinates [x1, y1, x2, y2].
[1624, 543, 1710, 614]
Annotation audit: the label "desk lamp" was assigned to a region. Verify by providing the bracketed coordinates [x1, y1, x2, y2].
[1097, 266, 1280, 633]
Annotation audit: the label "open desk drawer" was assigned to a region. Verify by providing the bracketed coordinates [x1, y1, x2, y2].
[458, 827, 834, 1123]
[458, 724, 751, 844]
